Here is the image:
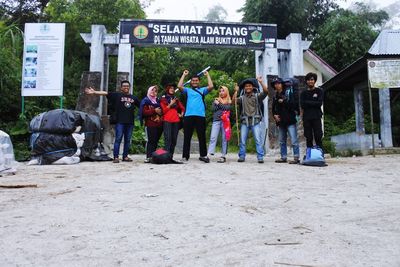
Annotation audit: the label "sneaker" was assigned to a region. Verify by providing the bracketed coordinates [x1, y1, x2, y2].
[289, 158, 300, 164]
[237, 158, 245, 162]
[144, 158, 151, 163]
[217, 157, 226, 163]
[122, 157, 133, 162]
[258, 159, 264, 164]
[275, 158, 287, 163]
[113, 158, 120, 163]
[199, 156, 210, 163]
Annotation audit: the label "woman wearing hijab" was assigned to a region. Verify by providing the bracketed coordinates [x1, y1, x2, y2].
[207, 85, 232, 163]
[140, 86, 163, 163]
[160, 83, 185, 157]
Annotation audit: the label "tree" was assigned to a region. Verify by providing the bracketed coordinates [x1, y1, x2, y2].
[240, 0, 339, 39]
[312, 8, 387, 71]
[0, 22, 23, 122]
[0, 0, 50, 27]
[204, 4, 228, 22]
[351, 2, 389, 28]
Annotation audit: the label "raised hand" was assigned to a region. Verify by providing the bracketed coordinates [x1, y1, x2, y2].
[183, 70, 189, 76]
[256, 76, 263, 83]
[234, 83, 239, 92]
[85, 87, 95, 95]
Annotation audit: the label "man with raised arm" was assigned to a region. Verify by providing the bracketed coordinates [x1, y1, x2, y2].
[233, 76, 268, 163]
[177, 69, 214, 163]
[85, 80, 140, 163]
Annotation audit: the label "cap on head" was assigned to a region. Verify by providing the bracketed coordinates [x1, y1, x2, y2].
[271, 77, 283, 87]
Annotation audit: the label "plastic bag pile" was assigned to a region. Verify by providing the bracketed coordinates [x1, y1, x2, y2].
[29, 109, 111, 165]
[0, 130, 17, 174]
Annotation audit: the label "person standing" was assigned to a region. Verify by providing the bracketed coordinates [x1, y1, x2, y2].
[300, 72, 324, 149]
[160, 83, 185, 157]
[177, 69, 214, 163]
[139, 86, 163, 163]
[233, 76, 268, 163]
[207, 86, 232, 163]
[85, 80, 140, 163]
[271, 78, 300, 164]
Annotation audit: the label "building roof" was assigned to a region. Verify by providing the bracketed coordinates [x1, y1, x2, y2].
[322, 29, 400, 91]
[304, 49, 337, 81]
[369, 30, 400, 55]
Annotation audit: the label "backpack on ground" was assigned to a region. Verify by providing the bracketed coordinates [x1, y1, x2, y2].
[302, 146, 327, 167]
[151, 148, 183, 164]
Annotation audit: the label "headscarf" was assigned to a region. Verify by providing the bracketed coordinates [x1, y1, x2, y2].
[219, 86, 232, 104]
[139, 85, 160, 125]
[147, 86, 158, 104]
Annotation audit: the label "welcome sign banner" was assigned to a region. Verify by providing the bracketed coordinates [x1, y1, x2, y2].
[119, 19, 277, 50]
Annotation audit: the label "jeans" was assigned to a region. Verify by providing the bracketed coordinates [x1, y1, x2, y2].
[114, 123, 134, 159]
[238, 123, 264, 160]
[208, 120, 227, 156]
[278, 123, 300, 159]
[183, 116, 207, 159]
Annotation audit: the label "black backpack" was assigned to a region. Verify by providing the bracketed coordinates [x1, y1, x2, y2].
[151, 148, 183, 164]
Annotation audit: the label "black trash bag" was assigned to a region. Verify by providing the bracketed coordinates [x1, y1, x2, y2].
[31, 133, 77, 165]
[29, 109, 83, 134]
[75, 112, 102, 159]
[151, 148, 182, 164]
[85, 143, 112, 161]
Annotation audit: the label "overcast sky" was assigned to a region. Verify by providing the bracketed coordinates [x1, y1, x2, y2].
[144, 0, 399, 22]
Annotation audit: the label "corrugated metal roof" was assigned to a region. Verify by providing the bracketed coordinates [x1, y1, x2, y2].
[369, 30, 400, 55]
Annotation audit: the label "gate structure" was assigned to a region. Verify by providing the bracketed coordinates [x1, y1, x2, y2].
[78, 19, 311, 153]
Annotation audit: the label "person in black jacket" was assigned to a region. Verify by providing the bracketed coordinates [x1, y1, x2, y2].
[272, 78, 300, 164]
[300, 72, 324, 149]
[85, 80, 140, 163]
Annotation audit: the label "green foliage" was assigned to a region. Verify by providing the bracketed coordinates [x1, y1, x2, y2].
[312, 9, 380, 71]
[240, 0, 339, 39]
[0, 22, 23, 122]
[134, 47, 170, 98]
[322, 138, 336, 157]
[130, 121, 146, 154]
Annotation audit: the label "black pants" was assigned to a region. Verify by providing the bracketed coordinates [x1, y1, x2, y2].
[182, 116, 207, 159]
[303, 118, 323, 148]
[163, 121, 179, 156]
[146, 126, 163, 158]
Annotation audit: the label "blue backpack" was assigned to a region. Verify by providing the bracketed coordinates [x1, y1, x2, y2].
[302, 147, 327, 167]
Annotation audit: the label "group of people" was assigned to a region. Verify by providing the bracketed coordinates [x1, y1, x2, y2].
[271, 72, 324, 164]
[85, 70, 323, 164]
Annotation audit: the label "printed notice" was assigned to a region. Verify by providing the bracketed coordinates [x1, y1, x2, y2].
[21, 23, 65, 96]
[368, 59, 400, 89]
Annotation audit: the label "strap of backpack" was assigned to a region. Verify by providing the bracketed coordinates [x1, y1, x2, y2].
[192, 88, 206, 108]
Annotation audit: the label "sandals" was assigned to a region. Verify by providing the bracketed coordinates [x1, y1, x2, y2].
[122, 157, 133, 162]
[217, 157, 226, 163]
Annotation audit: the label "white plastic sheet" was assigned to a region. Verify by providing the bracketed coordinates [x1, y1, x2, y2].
[0, 130, 17, 174]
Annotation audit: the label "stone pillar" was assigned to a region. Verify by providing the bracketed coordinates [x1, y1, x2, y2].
[354, 87, 365, 134]
[89, 25, 107, 115]
[287, 33, 304, 77]
[76, 71, 102, 115]
[379, 88, 393, 147]
[255, 47, 279, 154]
[117, 43, 134, 93]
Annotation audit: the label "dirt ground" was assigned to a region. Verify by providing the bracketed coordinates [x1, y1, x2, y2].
[0, 153, 399, 267]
